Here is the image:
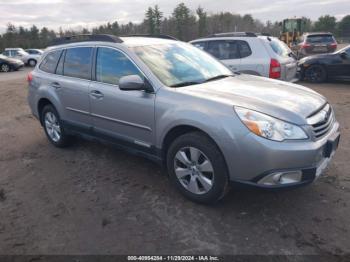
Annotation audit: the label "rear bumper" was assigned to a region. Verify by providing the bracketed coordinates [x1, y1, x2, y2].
[225, 121, 340, 188]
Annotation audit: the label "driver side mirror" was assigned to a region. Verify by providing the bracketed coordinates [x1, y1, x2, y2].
[119, 75, 151, 92]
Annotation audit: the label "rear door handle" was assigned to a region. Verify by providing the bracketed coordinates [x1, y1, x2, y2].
[90, 90, 104, 99]
[50, 82, 61, 89]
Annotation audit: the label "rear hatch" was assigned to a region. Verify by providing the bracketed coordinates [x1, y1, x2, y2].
[263, 37, 298, 82]
[305, 34, 337, 54]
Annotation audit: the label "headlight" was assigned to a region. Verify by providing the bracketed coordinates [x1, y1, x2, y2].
[235, 107, 308, 141]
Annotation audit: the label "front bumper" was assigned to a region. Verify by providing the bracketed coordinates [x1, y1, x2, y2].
[226, 121, 340, 188]
[12, 63, 24, 70]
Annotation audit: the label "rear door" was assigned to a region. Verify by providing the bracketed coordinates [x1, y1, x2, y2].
[52, 46, 93, 129]
[205, 40, 241, 72]
[89, 46, 155, 147]
[236, 40, 256, 74]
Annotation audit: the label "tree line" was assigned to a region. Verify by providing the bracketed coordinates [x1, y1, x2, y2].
[0, 2, 349, 51]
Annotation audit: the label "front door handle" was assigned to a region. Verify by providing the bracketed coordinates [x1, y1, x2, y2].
[90, 90, 104, 99]
[50, 82, 61, 89]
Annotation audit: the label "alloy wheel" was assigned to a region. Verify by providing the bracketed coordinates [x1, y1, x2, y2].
[1, 64, 10, 72]
[44, 112, 61, 142]
[173, 147, 214, 195]
[29, 60, 36, 67]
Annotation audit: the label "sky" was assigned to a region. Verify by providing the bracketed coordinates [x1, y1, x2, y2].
[0, 0, 349, 33]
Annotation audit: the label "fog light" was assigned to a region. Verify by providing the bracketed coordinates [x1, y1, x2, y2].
[258, 171, 302, 186]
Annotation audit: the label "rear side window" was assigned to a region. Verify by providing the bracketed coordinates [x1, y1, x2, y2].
[206, 41, 240, 60]
[39, 50, 62, 74]
[63, 47, 93, 80]
[96, 47, 142, 85]
[238, 41, 252, 58]
[307, 35, 334, 43]
[269, 38, 291, 57]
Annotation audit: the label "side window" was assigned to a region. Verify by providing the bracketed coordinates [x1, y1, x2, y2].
[207, 41, 240, 60]
[3, 51, 10, 57]
[96, 47, 142, 85]
[192, 42, 206, 50]
[39, 50, 62, 74]
[238, 41, 252, 58]
[63, 47, 92, 80]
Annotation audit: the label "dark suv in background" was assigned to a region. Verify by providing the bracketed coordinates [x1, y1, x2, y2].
[293, 32, 337, 59]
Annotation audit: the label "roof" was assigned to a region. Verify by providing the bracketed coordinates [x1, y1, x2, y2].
[120, 36, 177, 47]
[48, 34, 178, 48]
[304, 32, 333, 36]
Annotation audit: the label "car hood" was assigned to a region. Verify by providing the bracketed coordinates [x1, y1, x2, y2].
[1, 57, 22, 63]
[177, 74, 326, 125]
[299, 53, 334, 63]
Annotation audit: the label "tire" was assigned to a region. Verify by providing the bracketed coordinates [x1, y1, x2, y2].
[304, 65, 327, 83]
[28, 59, 37, 67]
[1, 63, 11, 72]
[41, 104, 71, 148]
[166, 132, 229, 204]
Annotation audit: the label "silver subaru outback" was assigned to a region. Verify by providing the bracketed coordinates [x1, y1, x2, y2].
[27, 34, 340, 204]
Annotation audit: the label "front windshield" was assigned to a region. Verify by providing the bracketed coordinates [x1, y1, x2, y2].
[131, 42, 232, 87]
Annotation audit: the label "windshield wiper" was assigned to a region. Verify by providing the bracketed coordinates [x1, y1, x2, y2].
[170, 81, 201, 87]
[203, 74, 232, 83]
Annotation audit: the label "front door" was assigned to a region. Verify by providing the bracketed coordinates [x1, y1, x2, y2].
[89, 47, 155, 148]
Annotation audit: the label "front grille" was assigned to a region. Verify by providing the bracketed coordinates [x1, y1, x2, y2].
[307, 104, 334, 139]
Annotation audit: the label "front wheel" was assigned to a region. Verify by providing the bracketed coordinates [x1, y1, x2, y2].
[304, 65, 327, 83]
[1, 63, 10, 72]
[41, 105, 71, 148]
[166, 132, 229, 204]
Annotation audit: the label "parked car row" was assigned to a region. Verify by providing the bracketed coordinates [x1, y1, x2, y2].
[190, 32, 349, 83]
[0, 48, 43, 71]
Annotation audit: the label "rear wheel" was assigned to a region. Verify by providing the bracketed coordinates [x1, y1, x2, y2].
[166, 132, 229, 204]
[28, 59, 37, 67]
[304, 65, 327, 83]
[1, 63, 10, 72]
[41, 104, 71, 148]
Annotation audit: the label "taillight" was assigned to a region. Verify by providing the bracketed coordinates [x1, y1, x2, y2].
[301, 43, 311, 49]
[27, 72, 33, 82]
[269, 59, 281, 79]
[330, 42, 337, 49]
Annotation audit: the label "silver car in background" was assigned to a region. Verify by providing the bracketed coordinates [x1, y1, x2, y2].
[27, 35, 340, 204]
[190, 32, 298, 82]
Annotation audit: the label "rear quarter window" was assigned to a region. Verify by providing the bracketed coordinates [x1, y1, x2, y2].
[63, 47, 93, 80]
[39, 50, 62, 74]
[269, 38, 291, 57]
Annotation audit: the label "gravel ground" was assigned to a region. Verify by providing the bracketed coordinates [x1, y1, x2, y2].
[0, 68, 349, 256]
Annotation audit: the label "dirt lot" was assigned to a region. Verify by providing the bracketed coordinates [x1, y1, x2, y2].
[0, 68, 349, 256]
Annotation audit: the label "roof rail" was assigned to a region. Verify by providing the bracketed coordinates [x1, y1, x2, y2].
[124, 34, 178, 40]
[206, 32, 257, 38]
[49, 34, 123, 46]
